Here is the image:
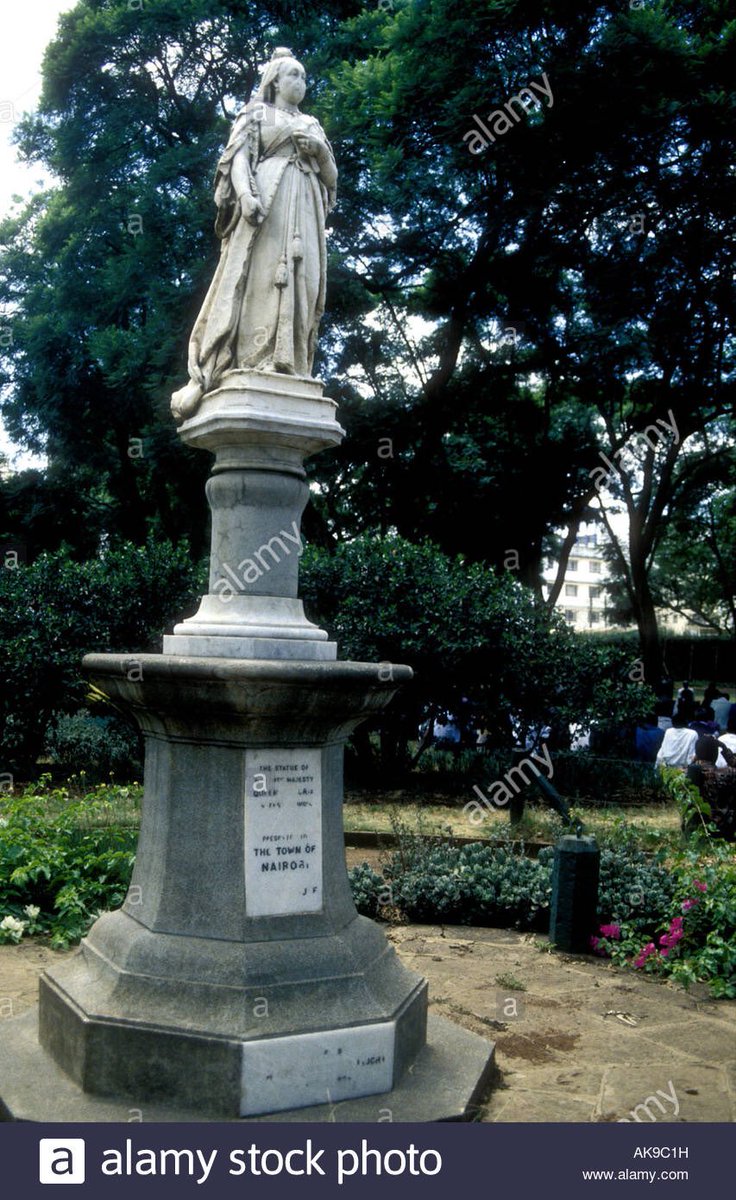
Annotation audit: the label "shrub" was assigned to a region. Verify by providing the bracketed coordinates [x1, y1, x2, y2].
[348, 863, 384, 919]
[661, 847, 736, 998]
[387, 841, 553, 928]
[597, 837, 677, 934]
[593, 835, 735, 998]
[349, 826, 554, 930]
[0, 538, 205, 773]
[0, 780, 139, 947]
[551, 753, 667, 806]
[658, 765, 717, 842]
[301, 535, 654, 779]
[46, 711, 142, 782]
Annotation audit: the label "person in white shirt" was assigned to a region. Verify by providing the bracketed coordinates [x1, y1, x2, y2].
[712, 693, 731, 731]
[656, 713, 698, 768]
[718, 714, 736, 757]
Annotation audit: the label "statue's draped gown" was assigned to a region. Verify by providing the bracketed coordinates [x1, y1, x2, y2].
[186, 103, 336, 389]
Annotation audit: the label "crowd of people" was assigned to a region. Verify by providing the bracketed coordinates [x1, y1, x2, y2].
[428, 679, 736, 841]
[636, 681, 736, 840]
[635, 680, 736, 766]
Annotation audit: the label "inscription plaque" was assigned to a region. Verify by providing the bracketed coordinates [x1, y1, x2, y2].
[240, 1021, 396, 1116]
[244, 748, 322, 917]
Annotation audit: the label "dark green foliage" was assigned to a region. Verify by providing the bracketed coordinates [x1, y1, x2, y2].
[649, 482, 736, 638]
[301, 533, 653, 774]
[0, 539, 205, 773]
[0, 782, 139, 947]
[389, 841, 553, 929]
[596, 840, 677, 934]
[348, 827, 678, 937]
[346, 861, 383, 919]
[349, 841, 552, 930]
[45, 711, 142, 783]
[550, 753, 666, 805]
[595, 841, 735, 998]
[1, 0, 732, 684]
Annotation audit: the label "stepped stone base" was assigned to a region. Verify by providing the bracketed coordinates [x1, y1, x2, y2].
[0, 1011, 495, 1123]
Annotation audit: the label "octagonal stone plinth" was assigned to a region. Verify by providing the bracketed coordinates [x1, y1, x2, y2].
[36, 654, 429, 1118]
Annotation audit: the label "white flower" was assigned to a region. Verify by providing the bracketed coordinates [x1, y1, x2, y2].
[0, 915, 27, 934]
[23, 904, 41, 920]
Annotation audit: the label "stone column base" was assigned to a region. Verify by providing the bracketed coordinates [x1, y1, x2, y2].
[0, 1010, 495, 1123]
[28, 654, 439, 1119]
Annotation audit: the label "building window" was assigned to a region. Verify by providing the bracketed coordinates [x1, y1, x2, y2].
[590, 611, 600, 625]
[564, 610, 576, 623]
[590, 586, 601, 601]
[569, 560, 578, 571]
[590, 561, 601, 574]
[565, 584, 578, 597]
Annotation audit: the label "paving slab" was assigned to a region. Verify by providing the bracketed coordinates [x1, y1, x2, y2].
[598, 1063, 733, 1123]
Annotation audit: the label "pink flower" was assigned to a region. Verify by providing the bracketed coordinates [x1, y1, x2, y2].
[669, 916, 684, 931]
[659, 928, 684, 949]
[634, 942, 657, 968]
[600, 923, 621, 940]
[660, 948, 670, 958]
[693, 880, 707, 893]
[590, 935, 599, 949]
[682, 899, 697, 911]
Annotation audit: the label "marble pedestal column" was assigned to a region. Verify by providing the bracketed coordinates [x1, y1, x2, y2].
[163, 370, 342, 661]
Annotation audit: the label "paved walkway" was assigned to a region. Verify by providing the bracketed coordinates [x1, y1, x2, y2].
[389, 924, 735, 1122]
[1, 926, 734, 1122]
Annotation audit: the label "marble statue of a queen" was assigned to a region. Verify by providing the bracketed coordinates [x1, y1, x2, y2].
[171, 47, 337, 421]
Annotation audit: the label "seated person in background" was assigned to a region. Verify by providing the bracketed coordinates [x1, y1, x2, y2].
[712, 692, 731, 731]
[718, 713, 736, 757]
[685, 735, 736, 841]
[634, 713, 665, 763]
[656, 711, 698, 768]
[433, 713, 461, 756]
[675, 680, 696, 723]
[689, 706, 720, 737]
[654, 695, 674, 730]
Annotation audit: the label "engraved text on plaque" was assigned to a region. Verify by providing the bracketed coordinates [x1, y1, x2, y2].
[244, 748, 322, 916]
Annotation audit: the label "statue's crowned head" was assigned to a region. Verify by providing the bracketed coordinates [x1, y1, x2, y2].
[256, 47, 305, 105]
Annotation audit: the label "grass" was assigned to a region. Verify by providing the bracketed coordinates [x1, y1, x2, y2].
[2, 776, 143, 829]
[495, 972, 527, 992]
[8, 776, 682, 854]
[342, 796, 681, 848]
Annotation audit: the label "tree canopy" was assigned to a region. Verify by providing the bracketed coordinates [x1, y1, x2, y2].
[0, 0, 734, 683]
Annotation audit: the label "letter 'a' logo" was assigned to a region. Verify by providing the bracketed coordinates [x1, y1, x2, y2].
[39, 1139, 86, 1184]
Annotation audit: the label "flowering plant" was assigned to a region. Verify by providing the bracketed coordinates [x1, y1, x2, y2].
[594, 844, 734, 999]
[0, 914, 27, 944]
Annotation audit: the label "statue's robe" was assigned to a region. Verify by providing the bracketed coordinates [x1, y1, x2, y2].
[187, 103, 336, 389]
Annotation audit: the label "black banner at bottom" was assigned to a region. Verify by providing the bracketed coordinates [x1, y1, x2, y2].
[0, 1122, 729, 1197]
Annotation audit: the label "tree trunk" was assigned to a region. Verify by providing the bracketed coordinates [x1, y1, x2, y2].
[630, 529, 663, 686]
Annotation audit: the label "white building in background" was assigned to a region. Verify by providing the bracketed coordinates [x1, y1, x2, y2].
[543, 529, 701, 635]
[543, 531, 612, 631]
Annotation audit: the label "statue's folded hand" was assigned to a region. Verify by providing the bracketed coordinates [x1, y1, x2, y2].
[293, 132, 326, 163]
[240, 192, 266, 225]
